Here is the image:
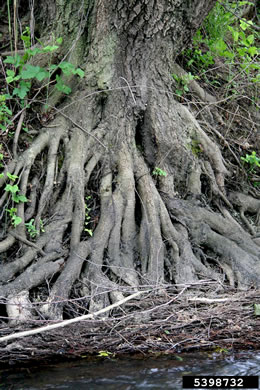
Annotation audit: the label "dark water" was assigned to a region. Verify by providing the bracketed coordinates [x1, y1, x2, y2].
[2, 352, 260, 389]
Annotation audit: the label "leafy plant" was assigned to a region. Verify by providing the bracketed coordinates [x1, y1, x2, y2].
[241, 151, 260, 187]
[6, 207, 22, 227]
[172, 72, 198, 96]
[183, 0, 259, 96]
[152, 167, 167, 177]
[0, 95, 12, 131]
[4, 43, 84, 99]
[241, 151, 260, 171]
[2, 31, 85, 133]
[25, 218, 45, 238]
[1, 169, 28, 226]
[5, 182, 28, 203]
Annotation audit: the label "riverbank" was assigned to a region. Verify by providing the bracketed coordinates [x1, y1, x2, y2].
[0, 283, 260, 367]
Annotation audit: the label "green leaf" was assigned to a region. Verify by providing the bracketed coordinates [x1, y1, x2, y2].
[42, 45, 59, 53]
[214, 39, 227, 55]
[58, 61, 75, 76]
[55, 75, 71, 94]
[20, 65, 48, 80]
[85, 228, 93, 236]
[6, 69, 15, 78]
[4, 55, 22, 67]
[240, 19, 251, 31]
[49, 64, 58, 71]
[56, 37, 63, 45]
[5, 184, 19, 193]
[247, 34, 254, 45]
[74, 68, 84, 78]
[13, 81, 31, 99]
[35, 69, 49, 81]
[12, 215, 22, 226]
[6, 207, 17, 217]
[6, 70, 20, 83]
[7, 172, 18, 181]
[15, 194, 28, 203]
[27, 47, 42, 56]
[247, 46, 258, 56]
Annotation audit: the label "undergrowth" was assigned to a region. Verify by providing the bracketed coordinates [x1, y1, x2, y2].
[177, 0, 259, 101]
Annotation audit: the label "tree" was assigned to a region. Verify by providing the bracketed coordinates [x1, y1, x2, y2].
[0, 0, 259, 323]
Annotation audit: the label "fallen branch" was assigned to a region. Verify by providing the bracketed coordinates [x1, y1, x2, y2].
[0, 290, 148, 343]
[188, 297, 234, 303]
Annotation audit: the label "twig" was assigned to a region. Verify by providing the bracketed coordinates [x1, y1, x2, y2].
[120, 77, 137, 105]
[13, 109, 26, 159]
[0, 290, 149, 343]
[188, 297, 235, 303]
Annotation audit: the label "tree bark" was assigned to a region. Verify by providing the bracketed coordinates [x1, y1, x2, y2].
[1, 0, 259, 324]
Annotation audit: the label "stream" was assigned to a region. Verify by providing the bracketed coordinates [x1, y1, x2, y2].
[2, 351, 260, 389]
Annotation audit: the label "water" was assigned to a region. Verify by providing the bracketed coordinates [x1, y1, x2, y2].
[2, 352, 260, 389]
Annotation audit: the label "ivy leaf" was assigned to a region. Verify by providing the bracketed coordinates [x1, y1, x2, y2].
[247, 46, 258, 56]
[55, 75, 71, 94]
[4, 55, 22, 67]
[7, 172, 18, 181]
[5, 184, 19, 193]
[42, 45, 59, 52]
[36, 69, 50, 81]
[15, 194, 28, 203]
[27, 47, 42, 56]
[12, 215, 22, 226]
[13, 81, 31, 99]
[74, 68, 84, 78]
[58, 61, 75, 76]
[20, 65, 48, 80]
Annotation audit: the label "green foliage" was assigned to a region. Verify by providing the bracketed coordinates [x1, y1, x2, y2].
[21, 26, 31, 49]
[172, 72, 198, 96]
[241, 151, 260, 187]
[25, 218, 45, 238]
[241, 151, 260, 171]
[0, 155, 28, 226]
[0, 95, 12, 131]
[152, 167, 167, 177]
[1, 29, 84, 133]
[4, 182, 28, 203]
[6, 207, 22, 227]
[183, 0, 259, 96]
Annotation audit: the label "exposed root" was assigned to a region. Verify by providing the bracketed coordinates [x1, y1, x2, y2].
[228, 191, 260, 236]
[164, 196, 260, 288]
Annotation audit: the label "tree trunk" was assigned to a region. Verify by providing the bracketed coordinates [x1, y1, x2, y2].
[1, 0, 260, 323]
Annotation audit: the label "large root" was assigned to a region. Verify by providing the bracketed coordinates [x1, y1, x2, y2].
[0, 75, 259, 324]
